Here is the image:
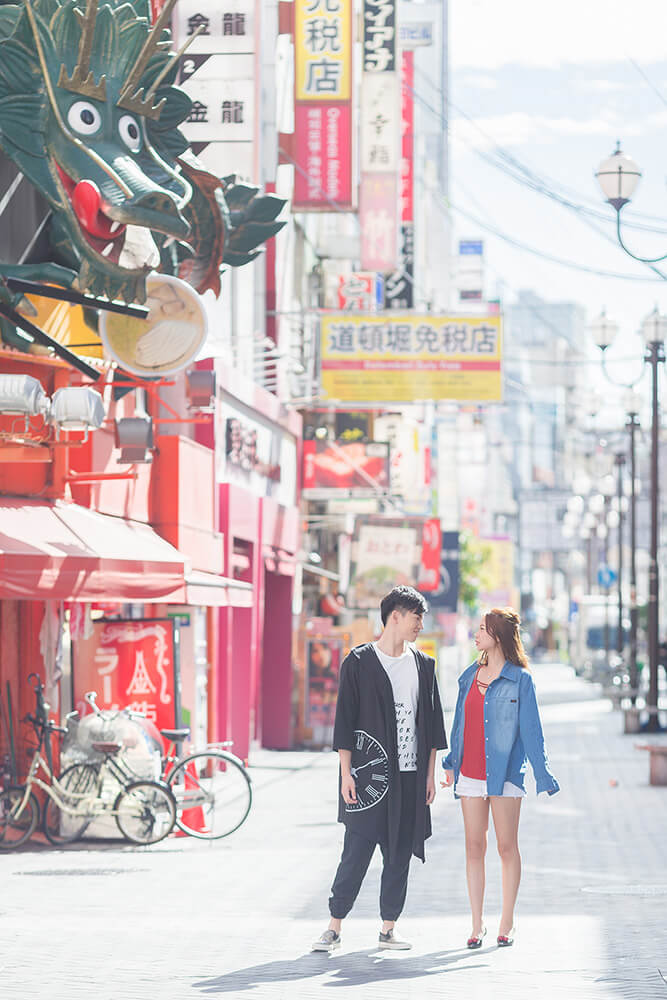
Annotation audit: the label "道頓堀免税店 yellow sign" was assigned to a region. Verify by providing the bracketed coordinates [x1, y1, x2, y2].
[320, 314, 503, 402]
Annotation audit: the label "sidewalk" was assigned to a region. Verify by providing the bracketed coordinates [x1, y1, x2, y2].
[2, 663, 667, 999]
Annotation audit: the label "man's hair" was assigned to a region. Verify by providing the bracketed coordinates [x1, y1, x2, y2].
[380, 585, 428, 625]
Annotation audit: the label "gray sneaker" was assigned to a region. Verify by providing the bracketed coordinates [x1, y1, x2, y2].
[378, 929, 412, 950]
[312, 929, 341, 952]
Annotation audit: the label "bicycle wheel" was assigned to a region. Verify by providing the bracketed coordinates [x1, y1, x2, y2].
[167, 751, 252, 840]
[43, 763, 100, 845]
[0, 786, 39, 849]
[114, 781, 176, 845]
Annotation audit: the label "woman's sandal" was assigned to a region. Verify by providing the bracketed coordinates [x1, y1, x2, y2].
[466, 926, 487, 949]
[497, 926, 516, 947]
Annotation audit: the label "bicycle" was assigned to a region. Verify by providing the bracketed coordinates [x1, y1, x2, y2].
[82, 691, 253, 840]
[0, 676, 177, 849]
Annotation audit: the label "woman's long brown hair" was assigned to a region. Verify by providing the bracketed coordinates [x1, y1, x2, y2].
[479, 607, 529, 670]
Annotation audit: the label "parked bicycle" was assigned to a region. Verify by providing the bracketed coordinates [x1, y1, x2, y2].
[0, 676, 176, 849]
[84, 692, 253, 840]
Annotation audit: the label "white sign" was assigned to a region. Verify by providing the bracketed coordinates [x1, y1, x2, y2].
[173, 0, 255, 55]
[399, 21, 434, 47]
[360, 72, 400, 173]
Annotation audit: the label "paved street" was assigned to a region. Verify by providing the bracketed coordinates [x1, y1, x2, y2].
[2, 662, 667, 999]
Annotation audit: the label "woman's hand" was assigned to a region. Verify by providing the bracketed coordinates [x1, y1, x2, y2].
[426, 774, 436, 805]
[341, 773, 357, 805]
[440, 769, 454, 788]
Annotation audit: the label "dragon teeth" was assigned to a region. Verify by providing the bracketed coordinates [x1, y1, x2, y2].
[101, 243, 115, 257]
[109, 221, 121, 234]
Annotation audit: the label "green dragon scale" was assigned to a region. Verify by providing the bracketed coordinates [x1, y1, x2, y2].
[0, 0, 284, 346]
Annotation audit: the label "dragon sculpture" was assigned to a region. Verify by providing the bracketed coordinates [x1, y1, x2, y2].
[0, 0, 285, 363]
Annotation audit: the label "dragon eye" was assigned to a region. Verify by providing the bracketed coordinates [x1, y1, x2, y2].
[67, 101, 102, 136]
[118, 114, 142, 153]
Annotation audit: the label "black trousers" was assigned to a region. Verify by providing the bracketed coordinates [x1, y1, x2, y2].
[329, 771, 417, 922]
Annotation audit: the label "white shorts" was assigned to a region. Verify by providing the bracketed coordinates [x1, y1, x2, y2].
[455, 773, 525, 798]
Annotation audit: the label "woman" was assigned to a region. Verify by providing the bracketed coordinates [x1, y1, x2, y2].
[441, 608, 559, 949]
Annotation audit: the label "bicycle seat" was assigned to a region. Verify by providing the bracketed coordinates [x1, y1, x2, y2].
[160, 728, 191, 741]
[91, 741, 122, 755]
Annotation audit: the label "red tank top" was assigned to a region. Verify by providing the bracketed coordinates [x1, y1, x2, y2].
[461, 671, 487, 780]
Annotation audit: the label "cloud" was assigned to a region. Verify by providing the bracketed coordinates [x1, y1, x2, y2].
[450, 0, 667, 70]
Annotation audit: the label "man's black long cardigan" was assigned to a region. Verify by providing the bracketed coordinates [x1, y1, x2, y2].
[332, 642, 447, 863]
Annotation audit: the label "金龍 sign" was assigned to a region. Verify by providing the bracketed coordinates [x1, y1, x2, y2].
[73, 619, 177, 730]
[320, 314, 503, 403]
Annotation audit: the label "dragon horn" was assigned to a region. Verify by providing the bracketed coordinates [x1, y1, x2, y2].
[58, 0, 107, 102]
[116, 0, 179, 121]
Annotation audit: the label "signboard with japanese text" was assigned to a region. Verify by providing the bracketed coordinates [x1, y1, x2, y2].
[172, 0, 255, 54]
[72, 620, 177, 730]
[349, 522, 420, 608]
[216, 399, 297, 507]
[337, 272, 383, 311]
[363, 0, 397, 72]
[418, 518, 441, 591]
[399, 20, 434, 47]
[360, 72, 400, 172]
[385, 223, 414, 309]
[429, 531, 460, 612]
[320, 314, 503, 402]
[359, 173, 399, 272]
[293, 0, 353, 210]
[179, 74, 254, 144]
[306, 637, 342, 738]
[303, 439, 390, 497]
[295, 0, 352, 101]
[293, 103, 353, 208]
[385, 50, 414, 309]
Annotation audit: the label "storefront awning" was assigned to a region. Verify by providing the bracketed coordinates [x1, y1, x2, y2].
[0, 499, 186, 602]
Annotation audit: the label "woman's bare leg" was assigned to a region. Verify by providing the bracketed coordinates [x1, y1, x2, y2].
[460, 796, 490, 935]
[490, 797, 522, 936]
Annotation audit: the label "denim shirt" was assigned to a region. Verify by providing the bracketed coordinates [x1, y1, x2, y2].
[442, 661, 560, 797]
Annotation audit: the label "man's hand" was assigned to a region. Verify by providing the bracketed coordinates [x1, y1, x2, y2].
[440, 769, 454, 788]
[426, 774, 436, 805]
[341, 773, 357, 805]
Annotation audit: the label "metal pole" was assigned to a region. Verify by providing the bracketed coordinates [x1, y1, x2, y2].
[628, 413, 639, 700]
[647, 342, 661, 731]
[604, 499, 610, 669]
[616, 453, 625, 656]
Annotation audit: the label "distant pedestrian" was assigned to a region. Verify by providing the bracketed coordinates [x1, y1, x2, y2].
[312, 585, 447, 953]
[441, 607, 559, 949]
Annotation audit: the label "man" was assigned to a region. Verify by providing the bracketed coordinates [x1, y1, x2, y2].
[312, 585, 447, 953]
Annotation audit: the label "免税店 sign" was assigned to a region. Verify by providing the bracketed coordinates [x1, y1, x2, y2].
[319, 314, 503, 403]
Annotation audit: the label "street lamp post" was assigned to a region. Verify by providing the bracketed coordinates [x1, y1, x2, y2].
[614, 452, 626, 658]
[624, 390, 641, 700]
[640, 309, 667, 730]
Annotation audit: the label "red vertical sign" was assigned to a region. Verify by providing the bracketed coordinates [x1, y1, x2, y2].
[401, 50, 414, 224]
[73, 619, 177, 730]
[419, 518, 442, 592]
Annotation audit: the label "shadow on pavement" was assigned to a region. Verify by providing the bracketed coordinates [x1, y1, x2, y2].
[193, 947, 484, 993]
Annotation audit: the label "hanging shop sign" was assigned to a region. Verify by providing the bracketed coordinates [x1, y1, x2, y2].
[172, 0, 255, 54]
[348, 520, 421, 609]
[99, 274, 208, 377]
[73, 619, 177, 729]
[363, 0, 397, 72]
[417, 518, 441, 592]
[360, 72, 401, 173]
[320, 313, 503, 403]
[429, 531, 460, 612]
[292, 0, 353, 210]
[385, 50, 414, 308]
[359, 174, 399, 273]
[217, 400, 297, 506]
[303, 439, 390, 497]
[337, 272, 384, 311]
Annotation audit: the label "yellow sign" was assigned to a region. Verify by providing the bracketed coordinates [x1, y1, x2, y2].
[469, 537, 515, 609]
[294, 0, 352, 101]
[320, 313, 503, 402]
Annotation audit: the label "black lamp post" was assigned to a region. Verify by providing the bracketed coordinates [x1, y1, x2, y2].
[624, 390, 642, 700]
[614, 452, 626, 657]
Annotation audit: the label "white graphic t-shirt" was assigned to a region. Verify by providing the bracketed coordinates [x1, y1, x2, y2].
[373, 643, 419, 771]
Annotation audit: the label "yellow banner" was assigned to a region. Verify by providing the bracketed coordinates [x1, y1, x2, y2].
[320, 313, 503, 402]
[294, 0, 352, 101]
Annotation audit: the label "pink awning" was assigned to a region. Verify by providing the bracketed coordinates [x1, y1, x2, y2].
[0, 499, 185, 601]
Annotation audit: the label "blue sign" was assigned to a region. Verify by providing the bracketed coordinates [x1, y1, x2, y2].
[597, 565, 617, 590]
[459, 240, 483, 256]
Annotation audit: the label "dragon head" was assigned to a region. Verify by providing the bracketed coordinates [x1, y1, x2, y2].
[0, 0, 196, 303]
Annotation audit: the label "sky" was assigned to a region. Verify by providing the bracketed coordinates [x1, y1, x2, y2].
[446, 0, 667, 407]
